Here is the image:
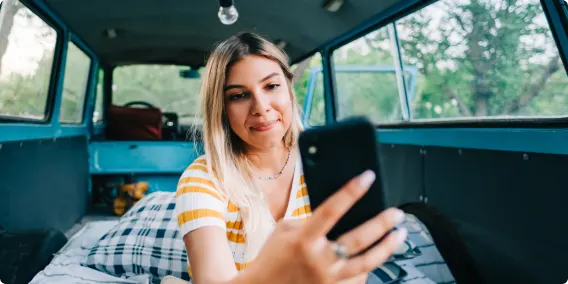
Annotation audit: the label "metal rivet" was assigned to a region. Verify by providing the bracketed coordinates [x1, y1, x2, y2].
[523, 153, 529, 161]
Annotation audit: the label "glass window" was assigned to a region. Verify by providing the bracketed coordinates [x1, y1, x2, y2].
[332, 27, 405, 123]
[292, 53, 325, 126]
[396, 0, 568, 120]
[307, 72, 325, 126]
[112, 65, 203, 125]
[59, 42, 91, 123]
[92, 68, 103, 124]
[0, 0, 57, 120]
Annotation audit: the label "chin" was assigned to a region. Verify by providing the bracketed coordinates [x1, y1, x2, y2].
[249, 134, 286, 149]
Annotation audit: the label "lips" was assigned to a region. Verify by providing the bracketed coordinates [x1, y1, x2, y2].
[250, 120, 278, 132]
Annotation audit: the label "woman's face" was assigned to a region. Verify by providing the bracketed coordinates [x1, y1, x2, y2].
[224, 55, 292, 151]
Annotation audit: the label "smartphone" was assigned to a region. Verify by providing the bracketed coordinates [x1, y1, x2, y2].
[299, 116, 388, 247]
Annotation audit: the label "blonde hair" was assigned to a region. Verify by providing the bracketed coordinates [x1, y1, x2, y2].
[194, 32, 304, 260]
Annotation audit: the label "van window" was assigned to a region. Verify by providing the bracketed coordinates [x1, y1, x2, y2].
[397, 0, 568, 120]
[59, 42, 91, 124]
[332, 26, 406, 123]
[292, 53, 325, 126]
[307, 71, 325, 126]
[93, 68, 103, 124]
[0, 1, 57, 120]
[112, 65, 203, 125]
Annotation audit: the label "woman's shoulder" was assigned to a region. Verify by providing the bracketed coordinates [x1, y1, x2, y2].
[177, 155, 226, 201]
[180, 155, 210, 178]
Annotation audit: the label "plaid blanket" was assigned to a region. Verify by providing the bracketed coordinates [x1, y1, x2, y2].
[84, 192, 190, 283]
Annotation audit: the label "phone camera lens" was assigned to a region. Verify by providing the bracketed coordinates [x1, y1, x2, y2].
[308, 146, 317, 154]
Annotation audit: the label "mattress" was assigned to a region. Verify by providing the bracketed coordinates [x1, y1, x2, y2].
[29, 220, 152, 284]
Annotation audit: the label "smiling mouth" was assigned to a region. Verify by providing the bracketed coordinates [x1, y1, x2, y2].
[250, 120, 278, 132]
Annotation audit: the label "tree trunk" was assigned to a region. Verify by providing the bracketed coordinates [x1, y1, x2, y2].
[0, 0, 21, 76]
[467, 0, 493, 117]
[503, 55, 561, 114]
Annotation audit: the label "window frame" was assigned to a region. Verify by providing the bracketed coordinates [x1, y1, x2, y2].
[0, 0, 64, 124]
[323, 0, 568, 127]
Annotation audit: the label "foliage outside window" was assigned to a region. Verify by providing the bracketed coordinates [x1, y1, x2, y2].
[292, 53, 325, 126]
[92, 68, 103, 124]
[59, 42, 91, 124]
[333, 0, 568, 122]
[0, 0, 57, 120]
[112, 65, 203, 125]
[333, 26, 404, 124]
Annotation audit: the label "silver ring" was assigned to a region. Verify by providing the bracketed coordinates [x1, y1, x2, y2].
[331, 242, 349, 259]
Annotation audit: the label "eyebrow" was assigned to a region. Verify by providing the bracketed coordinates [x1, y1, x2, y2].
[224, 72, 280, 92]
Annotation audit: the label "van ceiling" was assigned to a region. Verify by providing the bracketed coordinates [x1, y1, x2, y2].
[42, 0, 402, 67]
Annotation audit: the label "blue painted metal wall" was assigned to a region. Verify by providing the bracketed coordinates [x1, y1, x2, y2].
[89, 141, 202, 174]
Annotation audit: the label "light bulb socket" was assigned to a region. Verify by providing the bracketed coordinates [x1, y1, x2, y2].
[324, 0, 344, 12]
[219, 0, 233, 8]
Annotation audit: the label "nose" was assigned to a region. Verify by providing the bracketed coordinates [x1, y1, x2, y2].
[250, 91, 271, 115]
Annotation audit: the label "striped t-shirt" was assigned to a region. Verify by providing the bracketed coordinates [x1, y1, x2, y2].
[175, 155, 311, 276]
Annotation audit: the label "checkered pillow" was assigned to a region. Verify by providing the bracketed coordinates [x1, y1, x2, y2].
[83, 192, 190, 284]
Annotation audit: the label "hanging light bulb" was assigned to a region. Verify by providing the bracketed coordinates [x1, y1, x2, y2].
[218, 0, 239, 25]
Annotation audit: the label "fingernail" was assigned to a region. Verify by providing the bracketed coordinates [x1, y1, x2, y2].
[358, 170, 376, 188]
[395, 227, 407, 242]
[392, 209, 405, 225]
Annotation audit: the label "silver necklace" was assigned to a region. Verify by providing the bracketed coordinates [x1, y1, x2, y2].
[257, 150, 291, 180]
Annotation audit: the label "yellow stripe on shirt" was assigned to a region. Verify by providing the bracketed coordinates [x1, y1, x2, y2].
[176, 185, 225, 201]
[296, 186, 308, 198]
[292, 205, 312, 217]
[177, 209, 225, 227]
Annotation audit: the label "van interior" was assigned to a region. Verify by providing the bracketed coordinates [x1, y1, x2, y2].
[0, 0, 567, 283]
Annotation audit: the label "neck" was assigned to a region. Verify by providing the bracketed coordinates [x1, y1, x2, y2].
[246, 143, 291, 176]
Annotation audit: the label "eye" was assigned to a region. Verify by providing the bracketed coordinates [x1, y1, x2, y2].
[228, 92, 248, 101]
[265, 83, 280, 91]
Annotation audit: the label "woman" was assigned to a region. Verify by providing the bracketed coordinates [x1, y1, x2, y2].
[169, 32, 407, 284]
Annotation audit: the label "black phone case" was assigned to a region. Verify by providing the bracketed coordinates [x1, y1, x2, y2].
[299, 116, 387, 243]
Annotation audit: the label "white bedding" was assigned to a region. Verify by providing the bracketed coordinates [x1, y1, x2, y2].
[30, 220, 152, 284]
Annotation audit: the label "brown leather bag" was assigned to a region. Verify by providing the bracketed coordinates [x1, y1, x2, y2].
[106, 104, 163, 140]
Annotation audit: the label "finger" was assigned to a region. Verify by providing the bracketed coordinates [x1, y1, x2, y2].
[278, 219, 303, 231]
[301, 170, 376, 240]
[336, 227, 408, 279]
[335, 208, 405, 256]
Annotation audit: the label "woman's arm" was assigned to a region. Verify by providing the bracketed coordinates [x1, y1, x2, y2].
[176, 158, 238, 284]
[183, 227, 238, 284]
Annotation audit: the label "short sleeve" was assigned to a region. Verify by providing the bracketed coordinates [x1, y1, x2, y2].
[175, 156, 227, 237]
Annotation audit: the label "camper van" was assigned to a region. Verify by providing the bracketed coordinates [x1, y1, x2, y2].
[0, 0, 567, 283]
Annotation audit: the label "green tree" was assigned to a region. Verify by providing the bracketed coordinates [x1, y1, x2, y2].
[0, 0, 57, 119]
[394, 0, 567, 119]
